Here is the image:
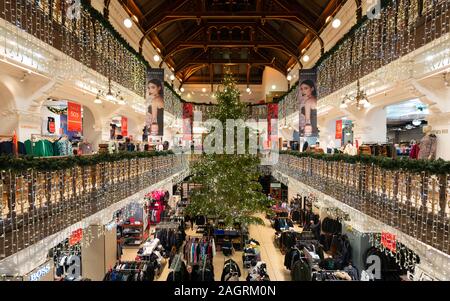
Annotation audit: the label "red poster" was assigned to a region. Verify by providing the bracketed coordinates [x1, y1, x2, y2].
[183, 103, 193, 141]
[335, 120, 343, 140]
[48, 118, 55, 134]
[267, 103, 278, 142]
[381, 232, 397, 252]
[69, 228, 83, 246]
[67, 102, 82, 132]
[121, 116, 128, 137]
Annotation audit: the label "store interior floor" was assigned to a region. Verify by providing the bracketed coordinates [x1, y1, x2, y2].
[121, 214, 301, 281]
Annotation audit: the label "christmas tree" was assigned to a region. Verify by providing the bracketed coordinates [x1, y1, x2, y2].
[185, 73, 273, 226]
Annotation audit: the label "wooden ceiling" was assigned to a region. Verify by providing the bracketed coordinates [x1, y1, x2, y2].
[120, 0, 347, 85]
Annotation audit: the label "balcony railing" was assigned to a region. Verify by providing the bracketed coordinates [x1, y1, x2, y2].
[0, 153, 188, 259]
[275, 153, 449, 255]
[0, 0, 146, 97]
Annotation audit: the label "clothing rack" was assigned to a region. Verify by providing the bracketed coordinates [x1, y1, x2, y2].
[31, 133, 66, 142]
[155, 222, 180, 230]
[170, 254, 182, 271]
[0, 135, 18, 157]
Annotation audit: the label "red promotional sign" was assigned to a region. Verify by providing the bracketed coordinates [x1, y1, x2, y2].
[267, 103, 278, 141]
[67, 102, 82, 132]
[183, 103, 193, 141]
[381, 232, 397, 252]
[121, 116, 128, 137]
[48, 118, 55, 134]
[69, 228, 83, 246]
[335, 120, 343, 140]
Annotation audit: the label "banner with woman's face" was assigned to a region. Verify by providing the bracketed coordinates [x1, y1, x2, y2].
[146, 68, 165, 139]
[298, 68, 318, 138]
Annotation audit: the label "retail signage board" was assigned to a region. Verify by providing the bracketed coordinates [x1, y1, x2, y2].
[335, 120, 343, 139]
[381, 232, 396, 252]
[25, 260, 54, 281]
[69, 228, 83, 246]
[121, 116, 128, 137]
[67, 102, 82, 132]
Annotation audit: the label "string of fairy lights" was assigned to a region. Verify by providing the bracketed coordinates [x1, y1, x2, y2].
[317, 0, 449, 99]
[272, 154, 450, 280]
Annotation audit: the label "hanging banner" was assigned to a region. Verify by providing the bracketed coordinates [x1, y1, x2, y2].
[267, 103, 278, 145]
[335, 120, 343, 140]
[381, 232, 397, 253]
[121, 116, 128, 137]
[183, 103, 193, 141]
[146, 68, 165, 139]
[67, 102, 82, 132]
[297, 68, 318, 137]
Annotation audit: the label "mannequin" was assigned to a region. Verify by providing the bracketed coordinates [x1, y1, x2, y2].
[418, 125, 437, 160]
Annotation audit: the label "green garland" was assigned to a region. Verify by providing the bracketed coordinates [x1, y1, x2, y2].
[280, 150, 450, 175]
[46, 106, 67, 115]
[0, 151, 174, 172]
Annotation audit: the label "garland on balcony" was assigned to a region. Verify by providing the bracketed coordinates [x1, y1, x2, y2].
[0, 151, 174, 172]
[280, 151, 450, 175]
[314, 0, 394, 68]
[80, 0, 149, 68]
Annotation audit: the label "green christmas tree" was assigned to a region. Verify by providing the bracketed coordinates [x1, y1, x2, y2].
[185, 73, 273, 226]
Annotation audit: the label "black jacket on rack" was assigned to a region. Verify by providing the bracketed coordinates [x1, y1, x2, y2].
[321, 217, 342, 234]
[221, 259, 241, 281]
[166, 261, 189, 281]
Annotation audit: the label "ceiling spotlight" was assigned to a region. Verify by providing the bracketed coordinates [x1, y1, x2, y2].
[202, 88, 207, 93]
[287, 75, 292, 81]
[180, 87, 185, 92]
[123, 18, 133, 28]
[246, 87, 251, 93]
[332, 18, 341, 29]
[94, 96, 102, 104]
[302, 55, 310, 62]
[153, 54, 160, 62]
[271, 85, 277, 90]
[325, 16, 333, 23]
[132, 15, 139, 22]
[187, 93, 191, 98]
[170, 74, 175, 81]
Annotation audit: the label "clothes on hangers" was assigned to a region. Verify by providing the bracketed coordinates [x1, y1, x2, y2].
[246, 261, 270, 281]
[53, 138, 73, 156]
[0, 139, 26, 155]
[321, 217, 342, 234]
[409, 143, 420, 159]
[183, 238, 215, 265]
[155, 227, 185, 251]
[25, 139, 54, 157]
[221, 259, 241, 281]
[104, 261, 156, 281]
